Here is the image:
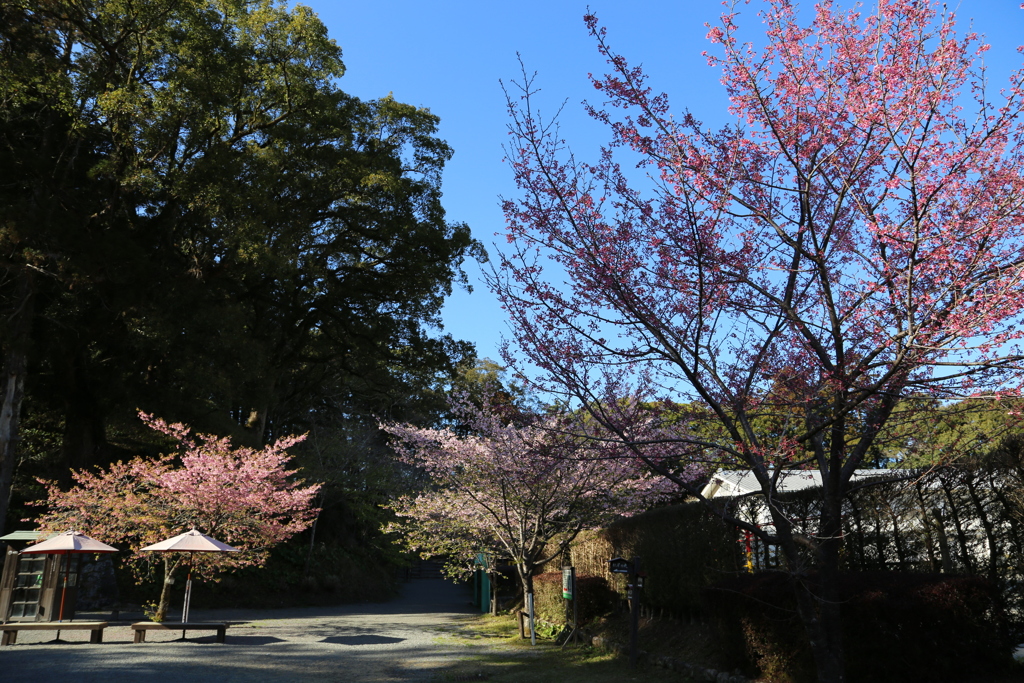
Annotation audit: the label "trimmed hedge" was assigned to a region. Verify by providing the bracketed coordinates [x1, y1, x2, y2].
[706, 571, 1013, 683]
[569, 502, 741, 617]
[532, 572, 617, 626]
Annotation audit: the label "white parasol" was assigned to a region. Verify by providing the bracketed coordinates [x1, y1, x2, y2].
[141, 529, 239, 623]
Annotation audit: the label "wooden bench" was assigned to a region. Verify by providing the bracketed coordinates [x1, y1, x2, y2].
[1, 621, 108, 646]
[131, 621, 228, 643]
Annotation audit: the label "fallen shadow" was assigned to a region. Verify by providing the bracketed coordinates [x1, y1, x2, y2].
[321, 634, 405, 646]
[218, 635, 286, 645]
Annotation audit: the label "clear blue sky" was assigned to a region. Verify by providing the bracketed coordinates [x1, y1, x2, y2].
[307, 0, 1023, 365]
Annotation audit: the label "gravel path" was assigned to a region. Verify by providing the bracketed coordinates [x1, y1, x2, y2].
[0, 579, 513, 682]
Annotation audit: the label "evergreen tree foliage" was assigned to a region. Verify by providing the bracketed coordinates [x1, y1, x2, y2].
[0, 0, 481, 533]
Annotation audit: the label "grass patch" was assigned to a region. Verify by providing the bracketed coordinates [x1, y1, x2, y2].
[431, 614, 697, 683]
[452, 614, 521, 639]
[587, 613, 731, 672]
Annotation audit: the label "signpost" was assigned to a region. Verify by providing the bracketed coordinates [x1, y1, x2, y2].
[527, 590, 536, 645]
[608, 556, 642, 668]
[561, 566, 580, 648]
[608, 557, 632, 574]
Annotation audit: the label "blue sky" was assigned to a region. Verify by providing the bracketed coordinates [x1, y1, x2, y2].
[308, 0, 1023, 365]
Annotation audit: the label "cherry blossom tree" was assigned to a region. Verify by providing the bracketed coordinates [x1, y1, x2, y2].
[494, 1, 1024, 680]
[33, 413, 320, 620]
[382, 397, 681, 603]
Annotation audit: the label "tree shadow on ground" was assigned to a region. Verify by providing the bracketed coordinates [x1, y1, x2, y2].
[321, 634, 405, 645]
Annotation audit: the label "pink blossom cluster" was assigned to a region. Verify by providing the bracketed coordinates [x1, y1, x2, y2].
[33, 412, 320, 581]
[381, 397, 682, 586]
[495, 3, 1024, 675]
[496, 0, 1024, 495]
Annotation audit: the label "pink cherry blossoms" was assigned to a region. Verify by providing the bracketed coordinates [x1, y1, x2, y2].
[381, 397, 683, 594]
[495, 2, 1024, 680]
[33, 412, 320, 619]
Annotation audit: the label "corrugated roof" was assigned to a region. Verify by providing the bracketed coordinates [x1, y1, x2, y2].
[701, 469, 892, 499]
[0, 530, 43, 542]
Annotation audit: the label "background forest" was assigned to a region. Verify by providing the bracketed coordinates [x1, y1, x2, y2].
[0, 0, 497, 600]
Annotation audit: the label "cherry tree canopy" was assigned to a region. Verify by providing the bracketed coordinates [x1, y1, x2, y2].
[493, 1, 1024, 680]
[382, 399, 681, 594]
[34, 413, 320, 620]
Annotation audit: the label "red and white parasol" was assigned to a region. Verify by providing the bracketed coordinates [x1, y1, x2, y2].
[21, 531, 118, 622]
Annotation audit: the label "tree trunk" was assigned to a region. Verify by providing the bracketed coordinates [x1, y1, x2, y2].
[58, 349, 107, 482]
[0, 276, 33, 537]
[517, 564, 535, 643]
[490, 573, 499, 616]
[246, 373, 276, 445]
[931, 507, 955, 573]
[154, 556, 181, 622]
[846, 496, 867, 570]
[789, 572, 846, 683]
[964, 472, 1000, 583]
[814, 505, 847, 683]
[915, 481, 940, 572]
[773, 490, 847, 683]
[515, 561, 533, 605]
[303, 504, 321, 578]
[940, 475, 974, 572]
[888, 502, 908, 570]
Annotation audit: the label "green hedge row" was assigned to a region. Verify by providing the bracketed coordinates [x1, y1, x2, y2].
[532, 572, 617, 626]
[569, 502, 741, 617]
[705, 571, 1013, 683]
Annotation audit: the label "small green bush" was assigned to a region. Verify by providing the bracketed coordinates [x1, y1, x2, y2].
[705, 571, 1013, 683]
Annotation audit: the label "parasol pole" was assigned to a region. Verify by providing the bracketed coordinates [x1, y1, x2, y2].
[57, 551, 70, 622]
[54, 550, 70, 642]
[182, 553, 193, 631]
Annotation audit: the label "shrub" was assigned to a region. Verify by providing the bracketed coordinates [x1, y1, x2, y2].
[705, 571, 811, 682]
[532, 571, 617, 626]
[841, 572, 1012, 682]
[705, 571, 1013, 683]
[569, 502, 741, 618]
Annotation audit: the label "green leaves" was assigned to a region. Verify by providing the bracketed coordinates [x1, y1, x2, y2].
[0, 0, 480, 510]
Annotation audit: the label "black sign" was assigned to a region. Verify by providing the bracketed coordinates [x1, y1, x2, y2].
[608, 557, 633, 574]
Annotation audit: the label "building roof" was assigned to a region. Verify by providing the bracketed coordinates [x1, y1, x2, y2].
[0, 530, 44, 542]
[700, 468, 893, 499]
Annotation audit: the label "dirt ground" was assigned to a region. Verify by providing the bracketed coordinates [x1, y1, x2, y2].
[0, 578, 519, 682]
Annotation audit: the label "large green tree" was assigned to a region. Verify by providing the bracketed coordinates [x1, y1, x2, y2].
[0, 0, 480, 534]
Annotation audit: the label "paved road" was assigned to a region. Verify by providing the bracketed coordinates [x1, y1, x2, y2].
[0, 579, 512, 682]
